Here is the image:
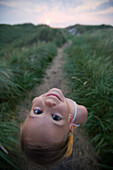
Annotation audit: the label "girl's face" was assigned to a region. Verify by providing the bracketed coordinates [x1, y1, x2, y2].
[22, 88, 72, 146]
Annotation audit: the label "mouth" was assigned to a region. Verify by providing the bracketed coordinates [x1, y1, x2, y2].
[47, 93, 62, 101]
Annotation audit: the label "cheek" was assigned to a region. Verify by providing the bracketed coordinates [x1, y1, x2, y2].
[58, 104, 69, 118]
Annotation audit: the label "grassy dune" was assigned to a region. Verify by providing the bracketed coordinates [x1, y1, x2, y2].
[64, 28, 113, 169]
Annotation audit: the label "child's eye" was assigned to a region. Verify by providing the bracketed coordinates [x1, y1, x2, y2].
[52, 114, 61, 121]
[34, 109, 42, 114]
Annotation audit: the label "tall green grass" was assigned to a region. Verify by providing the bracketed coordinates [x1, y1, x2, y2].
[0, 23, 66, 169]
[0, 42, 58, 169]
[0, 119, 20, 169]
[64, 28, 113, 169]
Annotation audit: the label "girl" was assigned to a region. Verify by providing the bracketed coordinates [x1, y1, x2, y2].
[20, 88, 88, 167]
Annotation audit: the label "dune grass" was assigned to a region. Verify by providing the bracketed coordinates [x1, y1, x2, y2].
[64, 28, 113, 169]
[0, 24, 67, 169]
[0, 42, 58, 169]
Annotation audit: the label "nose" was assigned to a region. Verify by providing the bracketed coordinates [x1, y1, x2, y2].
[45, 99, 56, 107]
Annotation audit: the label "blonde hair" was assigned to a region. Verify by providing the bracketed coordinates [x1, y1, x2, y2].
[20, 123, 73, 167]
[20, 135, 69, 167]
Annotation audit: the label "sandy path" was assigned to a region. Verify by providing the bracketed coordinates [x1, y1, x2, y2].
[31, 41, 71, 96]
[19, 41, 98, 170]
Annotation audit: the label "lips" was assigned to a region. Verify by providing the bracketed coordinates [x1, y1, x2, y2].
[47, 93, 62, 101]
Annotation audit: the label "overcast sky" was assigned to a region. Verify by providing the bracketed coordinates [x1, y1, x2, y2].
[0, 0, 113, 28]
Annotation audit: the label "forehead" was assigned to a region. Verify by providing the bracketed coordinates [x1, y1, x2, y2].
[22, 116, 67, 146]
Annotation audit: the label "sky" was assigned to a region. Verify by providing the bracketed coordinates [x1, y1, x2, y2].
[0, 0, 113, 28]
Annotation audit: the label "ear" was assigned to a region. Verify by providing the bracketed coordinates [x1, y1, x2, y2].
[69, 114, 73, 132]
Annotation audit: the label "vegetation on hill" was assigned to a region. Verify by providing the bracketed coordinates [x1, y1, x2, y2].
[66, 24, 113, 35]
[0, 24, 66, 57]
[64, 28, 113, 169]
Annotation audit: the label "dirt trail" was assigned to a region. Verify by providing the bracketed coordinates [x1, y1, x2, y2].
[19, 41, 98, 170]
[31, 41, 71, 96]
[19, 41, 71, 121]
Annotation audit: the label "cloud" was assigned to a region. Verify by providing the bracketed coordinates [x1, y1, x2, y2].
[98, 12, 113, 18]
[0, 0, 83, 11]
[26, 0, 82, 8]
[97, 0, 113, 11]
[85, 0, 113, 12]
[0, 3, 15, 10]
